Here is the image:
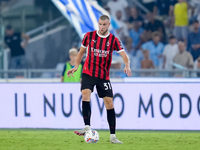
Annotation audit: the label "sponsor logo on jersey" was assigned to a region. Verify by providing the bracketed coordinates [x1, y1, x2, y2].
[91, 47, 110, 57]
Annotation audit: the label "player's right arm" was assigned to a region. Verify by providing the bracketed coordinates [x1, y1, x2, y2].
[67, 46, 86, 77]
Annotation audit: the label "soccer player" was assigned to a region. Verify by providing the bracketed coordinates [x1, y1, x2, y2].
[67, 15, 131, 144]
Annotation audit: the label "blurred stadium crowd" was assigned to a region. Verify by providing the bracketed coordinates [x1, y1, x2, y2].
[96, 0, 200, 75]
[2, 0, 200, 79]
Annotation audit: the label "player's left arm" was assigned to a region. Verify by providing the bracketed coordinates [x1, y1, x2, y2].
[114, 37, 132, 77]
[119, 51, 132, 77]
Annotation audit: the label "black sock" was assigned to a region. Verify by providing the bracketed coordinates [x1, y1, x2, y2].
[82, 101, 91, 126]
[107, 108, 116, 134]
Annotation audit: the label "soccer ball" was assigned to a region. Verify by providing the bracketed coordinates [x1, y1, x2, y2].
[84, 130, 99, 143]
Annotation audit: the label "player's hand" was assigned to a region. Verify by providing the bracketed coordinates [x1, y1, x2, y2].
[124, 67, 132, 77]
[67, 67, 78, 77]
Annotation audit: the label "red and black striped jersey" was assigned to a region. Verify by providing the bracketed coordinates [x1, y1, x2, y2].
[81, 30, 124, 80]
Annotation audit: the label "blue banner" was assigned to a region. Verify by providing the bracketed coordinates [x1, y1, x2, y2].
[51, 0, 115, 38]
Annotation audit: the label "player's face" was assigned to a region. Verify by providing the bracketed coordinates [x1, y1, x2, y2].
[98, 19, 110, 35]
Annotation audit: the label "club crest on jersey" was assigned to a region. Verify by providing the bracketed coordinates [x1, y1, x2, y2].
[107, 41, 109, 46]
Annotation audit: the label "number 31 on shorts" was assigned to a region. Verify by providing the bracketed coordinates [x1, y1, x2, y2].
[104, 82, 111, 90]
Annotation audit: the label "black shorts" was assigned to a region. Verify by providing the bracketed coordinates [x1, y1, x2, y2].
[81, 73, 113, 98]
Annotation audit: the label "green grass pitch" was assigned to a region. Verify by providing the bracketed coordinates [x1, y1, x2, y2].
[0, 129, 199, 150]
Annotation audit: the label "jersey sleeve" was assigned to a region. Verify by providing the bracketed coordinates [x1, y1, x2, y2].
[114, 37, 124, 53]
[81, 33, 89, 48]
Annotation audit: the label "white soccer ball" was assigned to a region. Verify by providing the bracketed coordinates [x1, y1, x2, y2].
[84, 130, 99, 143]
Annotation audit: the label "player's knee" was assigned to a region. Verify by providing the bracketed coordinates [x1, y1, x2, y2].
[82, 95, 90, 102]
[82, 91, 90, 102]
[106, 101, 114, 109]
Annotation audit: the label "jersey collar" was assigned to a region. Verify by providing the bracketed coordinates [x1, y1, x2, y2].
[96, 30, 110, 38]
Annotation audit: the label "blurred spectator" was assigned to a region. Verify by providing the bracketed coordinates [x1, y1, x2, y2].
[197, 14, 200, 25]
[145, 12, 166, 42]
[125, 37, 136, 56]
[162, 35, 178, 69]
[190, 8, 200, 24]
[111, 55, 126, 78]
[173, 0, 188, 42]
[142, 31, 164, 67]
[196, 56, 200, 77]
[195, 1, 200, 19]
[136, 31, 150, 50]
[153, 0, 170, 17]
[163, 0, 178, 36]
[187, 20, 200, 61]
[115, 10, 129, 41]
[140, 49, 154, 76]
[104, 6, 120, 29]
[127, 7, 143, 28]
[169, 0, 178, 16]
[141, 50, 154, 69]
[173, 41, 194, 69]
[61, 48, 82, 82]
[141, 0, 156, 13]
[107, 0, 128, 21]
[187, 0, 199, 17]
[129, 21, 144, 48]
[124, 37, 138, 69]
[4, 25, 29, 69]
[192, 56, 200, 77]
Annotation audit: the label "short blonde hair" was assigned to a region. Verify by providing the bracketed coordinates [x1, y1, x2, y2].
[69, 48, 78, 55]
[99, 15, 110, 21]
